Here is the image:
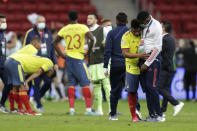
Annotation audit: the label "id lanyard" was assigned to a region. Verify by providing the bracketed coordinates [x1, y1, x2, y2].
[0, 33, 6, 56]
[40, 32, 47, 55]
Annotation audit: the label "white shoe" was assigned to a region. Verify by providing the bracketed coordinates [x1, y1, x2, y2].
[136, 110, 143, 120]
[95, 111, 104, 116]
[173, 102, 184, 116]
[156, 116, 166, 122]
[109, 115, 118, 120]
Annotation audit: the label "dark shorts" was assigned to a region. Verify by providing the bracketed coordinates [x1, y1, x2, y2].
[66, 56, 90, 87]
[126, 72, 139, 93]
[4, 58, 25, 86]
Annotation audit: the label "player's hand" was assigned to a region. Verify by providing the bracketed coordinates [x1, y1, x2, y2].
[54, 64, 58, 71]
[24, 82, 29, 90]
[140, 64, 148, 72]
[104, 68, 109, 77]
[138, 52, 150, 60]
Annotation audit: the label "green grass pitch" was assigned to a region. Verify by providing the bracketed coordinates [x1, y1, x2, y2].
[0, 99, 196, 131]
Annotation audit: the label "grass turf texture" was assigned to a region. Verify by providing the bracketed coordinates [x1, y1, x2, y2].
[0, 99, 196, 131]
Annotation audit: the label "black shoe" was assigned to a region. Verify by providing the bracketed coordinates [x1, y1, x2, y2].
[0, 105, 10, 114]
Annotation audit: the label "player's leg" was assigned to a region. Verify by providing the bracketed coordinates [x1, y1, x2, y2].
[0, 68, 12, 113]
[184, 71, 190, 101]
[89, 64, 103, 115]
[32, 76, 43, 111]
[66, 60, 77, 115]
[78, 60, 93, 115]
[102, 77, 111, 113]
[191, 72, 197, 101]
[109, 66, 125, 120]
[126, 72, 140, 122]
[146, 61, 164, 121]
[93, 81, 103, 115]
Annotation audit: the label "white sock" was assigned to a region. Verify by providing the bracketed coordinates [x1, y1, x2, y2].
[86, 108, 91, 112]
[70, 108, 75, 112]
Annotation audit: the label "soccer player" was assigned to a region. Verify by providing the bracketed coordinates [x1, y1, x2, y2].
[53, 11, 95, 115]
[158, 21, 184, 117]
[8, 37, 42, 112]
[87, 12, 111, 115]
[137, 11, 164, 122]
[121, 19, 149, 122]
[24, 15, 58, 112]
[4, 53, 55, 115]
[0, 14, 13, 113]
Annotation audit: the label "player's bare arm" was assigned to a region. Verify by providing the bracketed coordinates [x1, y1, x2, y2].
[25, 68, 43, 90]
[52, 35, 66, 59]
[85, 31, 95, 57]
[122, 48, 149, 59]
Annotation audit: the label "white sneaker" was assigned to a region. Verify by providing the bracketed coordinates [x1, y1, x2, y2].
[173, 102, 184, 116]
[156, 116, 166, 122]
[136, 110, 143, 120]
[109, 115, 118, 120]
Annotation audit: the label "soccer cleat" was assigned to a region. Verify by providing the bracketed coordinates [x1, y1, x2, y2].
[27, 110, 42, 116]
[35, 107, 44, 113]
[143, 116, 157, 122]
[136, 110, 143, 120]
[18, 110, 28, 115]
[0, 105, 10, 114]
[162, 112, 166, 118]
[156, 116, 166, 122]
[84, 111, 98, 116]
[132, 116, 140, 122]
[70, 110, 76, 116]
[109, 115, 118, 120]
[10, 108, 19, 113]
[94, 111, 104, 116]
[173, 102, 184, 116]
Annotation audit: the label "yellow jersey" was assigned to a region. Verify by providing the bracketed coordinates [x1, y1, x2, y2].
[9, 54, 53, 74]
[16, 44, 38, 55]
[58, 24, 89, 60]
[121, 31, 141, 75]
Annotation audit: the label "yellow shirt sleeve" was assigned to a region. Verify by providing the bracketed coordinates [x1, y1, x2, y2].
[121, 33, 130, 49]
[41, 59, 54, 72]
[57, 27, 65, 38]
[83, 25, 90, 34]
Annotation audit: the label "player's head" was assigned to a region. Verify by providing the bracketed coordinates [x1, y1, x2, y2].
[137, 11, 151, 28]
[161, 21, 172, 34]
[45, 68, 56, 78]
[116, 12, 128, 25]
[68, 10, 78, 23]
[100, 18, 112, 27]
[0, 14, 7, 31]
[36, 15, 46, 30]
[30, 37, 42, 50]
[87, 12, 98, 26]
[130, 19, 141, 36]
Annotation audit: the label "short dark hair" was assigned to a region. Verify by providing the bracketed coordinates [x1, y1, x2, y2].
[30, 37, 42, 44]
[161, 21, 172, 33]
[88, 12, 98, 19]
[68, 10, 78, 21]
[0, 14, 6, 19]
[131, 19, 140, 29]
[116, 12, 127, 24]
[137, 11, 150, 21]
[100, 18, 111, 25]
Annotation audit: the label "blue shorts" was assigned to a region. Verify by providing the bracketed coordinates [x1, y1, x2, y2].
[66, 56, 90, 87]
[4, 58, 25, 86]
[126, 72, 139, 93]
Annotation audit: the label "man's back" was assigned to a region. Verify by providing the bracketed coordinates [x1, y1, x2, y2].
[58, 24, 89, 60]
[104, 25, 129, 68]
[161, 34, 175, 71]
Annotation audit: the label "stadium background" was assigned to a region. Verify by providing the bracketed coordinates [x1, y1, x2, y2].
[0, 0, 197, 100]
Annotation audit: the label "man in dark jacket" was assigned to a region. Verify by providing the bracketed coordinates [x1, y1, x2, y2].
[0, 14, 13, 113]
[158, 21, 184, 117]
[24, 15, 58, 112]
